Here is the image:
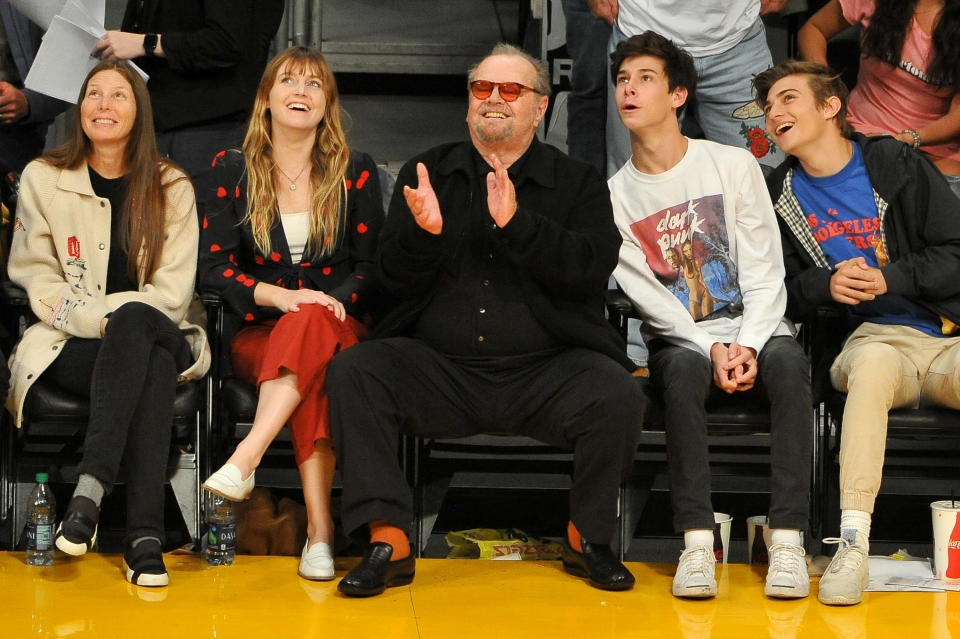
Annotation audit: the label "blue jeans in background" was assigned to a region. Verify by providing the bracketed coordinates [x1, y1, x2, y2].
[561, 0, 611, 174]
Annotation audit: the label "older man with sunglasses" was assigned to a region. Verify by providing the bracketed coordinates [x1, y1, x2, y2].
[327, 43, 645, 597]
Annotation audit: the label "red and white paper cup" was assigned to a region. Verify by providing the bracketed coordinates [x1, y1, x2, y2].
[931, 500, 960, 581]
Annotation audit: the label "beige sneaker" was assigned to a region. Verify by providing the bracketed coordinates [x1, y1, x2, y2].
[817, 534, 869, 605]
[672, 545, 717, 598]
[765, 543, 810, 598]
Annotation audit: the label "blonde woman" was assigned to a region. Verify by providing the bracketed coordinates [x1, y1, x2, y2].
[7, 60, 209, 587]
[199, 46, 384, 580]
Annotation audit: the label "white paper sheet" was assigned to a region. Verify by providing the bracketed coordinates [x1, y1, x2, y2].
[8, 0, 63, 31]
[24, 16, 99, 104]
[864, 555, 943, 592]
[8, 0, 103, 30]
[20, 0, 147, 103]
[59, 0, 106, 37]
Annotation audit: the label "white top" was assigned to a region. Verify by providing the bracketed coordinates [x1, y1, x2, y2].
[610, 138, 793, 360]
[280, 211, 310, 263]
[617, 0, 760, 57]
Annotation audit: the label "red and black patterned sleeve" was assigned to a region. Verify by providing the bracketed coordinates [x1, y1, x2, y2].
[197, 149, 262, 323]
[327, 151, 386, 318]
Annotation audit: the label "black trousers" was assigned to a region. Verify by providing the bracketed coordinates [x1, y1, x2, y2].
[649, 336, 813, 532]
[158, 119, 246, 204]
[40, 302, 191, 542]
[327, 338, 645, 544]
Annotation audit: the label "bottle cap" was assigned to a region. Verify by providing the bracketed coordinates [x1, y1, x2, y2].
[36, 473, 49, 483]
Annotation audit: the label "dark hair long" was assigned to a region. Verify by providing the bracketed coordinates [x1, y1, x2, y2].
[41, 60, 185, 284]
[861, 0, 960, 89]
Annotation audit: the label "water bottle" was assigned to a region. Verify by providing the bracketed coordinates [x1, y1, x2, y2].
[205, 493, 235, 565]
[26, 473, 56, 566]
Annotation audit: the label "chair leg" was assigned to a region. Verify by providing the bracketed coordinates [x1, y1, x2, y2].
[416, 474, 452, 558]
[614, 474, 651, 560]
[169, 460, 199, 544]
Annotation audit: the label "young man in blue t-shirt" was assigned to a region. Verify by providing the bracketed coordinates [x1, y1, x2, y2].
[755, 61, 960, 607]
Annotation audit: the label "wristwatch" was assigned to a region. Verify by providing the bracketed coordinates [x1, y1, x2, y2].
[143, 33, 158, 56]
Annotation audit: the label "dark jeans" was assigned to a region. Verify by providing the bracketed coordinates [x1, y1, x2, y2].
[157, 119, 246, 207]
[328, 338, 645, 545]
[560, 0, 611, 174]
[40, 302, 191, 541]
[649, 336, 813, 532]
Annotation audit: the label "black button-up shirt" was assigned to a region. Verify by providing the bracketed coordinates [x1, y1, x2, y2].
[414, 148, 560, 356]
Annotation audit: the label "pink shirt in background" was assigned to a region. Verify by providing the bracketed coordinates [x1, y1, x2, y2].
[840, 0, 959, 163]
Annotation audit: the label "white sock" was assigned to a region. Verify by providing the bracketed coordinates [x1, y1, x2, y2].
[839, 509, 871, 547]
[769, 528, 803, 547]
[684, 529, 714, 549]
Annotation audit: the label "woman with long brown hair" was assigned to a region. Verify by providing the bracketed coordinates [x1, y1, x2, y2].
[199, 46, 384, 580]
[6, 60, 210, 587]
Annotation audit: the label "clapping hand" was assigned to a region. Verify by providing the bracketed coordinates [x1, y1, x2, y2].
[403, 163, 443, 235]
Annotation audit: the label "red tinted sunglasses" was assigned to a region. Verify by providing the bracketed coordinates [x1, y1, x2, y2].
[469, 80, 538, 102]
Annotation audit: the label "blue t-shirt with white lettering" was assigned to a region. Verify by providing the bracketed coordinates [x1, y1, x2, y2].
[792, 143, 943, 336]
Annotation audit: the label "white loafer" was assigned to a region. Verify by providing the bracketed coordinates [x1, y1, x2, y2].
[298, 541, 335, 581]
[202, 463, 255, 501]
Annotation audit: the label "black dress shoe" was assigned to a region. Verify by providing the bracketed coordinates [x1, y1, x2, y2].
[338, 542, 416, 597]
[562, 541, 635, 591]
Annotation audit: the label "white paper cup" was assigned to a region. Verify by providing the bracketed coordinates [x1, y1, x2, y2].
[713, 512, 732, 564]
[931, 500, 960, 581]
[746, 515, 771, 564]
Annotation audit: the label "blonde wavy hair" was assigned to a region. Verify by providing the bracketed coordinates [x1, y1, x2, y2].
[242, 46, 349, 259]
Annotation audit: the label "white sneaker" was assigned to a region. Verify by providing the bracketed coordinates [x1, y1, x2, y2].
[817, 535, 869, 606]
[765, 543, 810, 598]
[672, 545, 717, 598]
[298, 541, 335, 581]
[202, 463, 255, 501]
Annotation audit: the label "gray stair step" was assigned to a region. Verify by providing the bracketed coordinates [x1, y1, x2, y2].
[320, 0, 520, 74]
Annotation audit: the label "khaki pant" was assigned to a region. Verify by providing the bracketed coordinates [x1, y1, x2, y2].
[830, 323, 960, 512]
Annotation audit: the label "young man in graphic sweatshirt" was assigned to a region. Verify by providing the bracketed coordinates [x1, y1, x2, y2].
[609, 31, 812, 600]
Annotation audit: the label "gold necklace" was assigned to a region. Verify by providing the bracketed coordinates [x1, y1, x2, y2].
[274, 163, 308, 191]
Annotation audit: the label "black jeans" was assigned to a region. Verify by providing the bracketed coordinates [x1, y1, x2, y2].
[327, 338, 645, 545]
[40, 302, 191, 542]
[648, 336, 813, 532]
[158, 119, 246, 205]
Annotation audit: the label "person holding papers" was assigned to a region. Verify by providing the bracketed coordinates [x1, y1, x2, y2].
[92, 1, 283, 196]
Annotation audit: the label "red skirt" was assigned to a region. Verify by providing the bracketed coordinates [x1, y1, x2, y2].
[230, 304, 368, 464]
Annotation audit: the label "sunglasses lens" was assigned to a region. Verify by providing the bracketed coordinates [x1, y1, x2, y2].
[499, 83, 522, 101]
[471, 81, 494, 99]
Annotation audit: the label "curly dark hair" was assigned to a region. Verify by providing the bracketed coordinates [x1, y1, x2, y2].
[861, 0, 960, 90]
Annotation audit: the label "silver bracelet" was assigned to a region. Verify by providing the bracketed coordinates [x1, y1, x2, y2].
[902, 129, 921, 149]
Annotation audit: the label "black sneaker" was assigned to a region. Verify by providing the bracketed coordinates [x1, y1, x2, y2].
[123, 538, 168, 587]
[55, 496, 99, 556]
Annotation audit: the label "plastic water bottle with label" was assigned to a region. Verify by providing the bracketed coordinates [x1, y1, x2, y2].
[205, 493, 235, 565]
[26, 473, 56, 566]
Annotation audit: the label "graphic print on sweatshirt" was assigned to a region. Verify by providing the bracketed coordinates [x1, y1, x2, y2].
[628, 194, 741, 321]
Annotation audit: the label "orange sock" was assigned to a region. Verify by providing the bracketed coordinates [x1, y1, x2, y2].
[369, 520, 410, 560]
[567, 521, 583, 552]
